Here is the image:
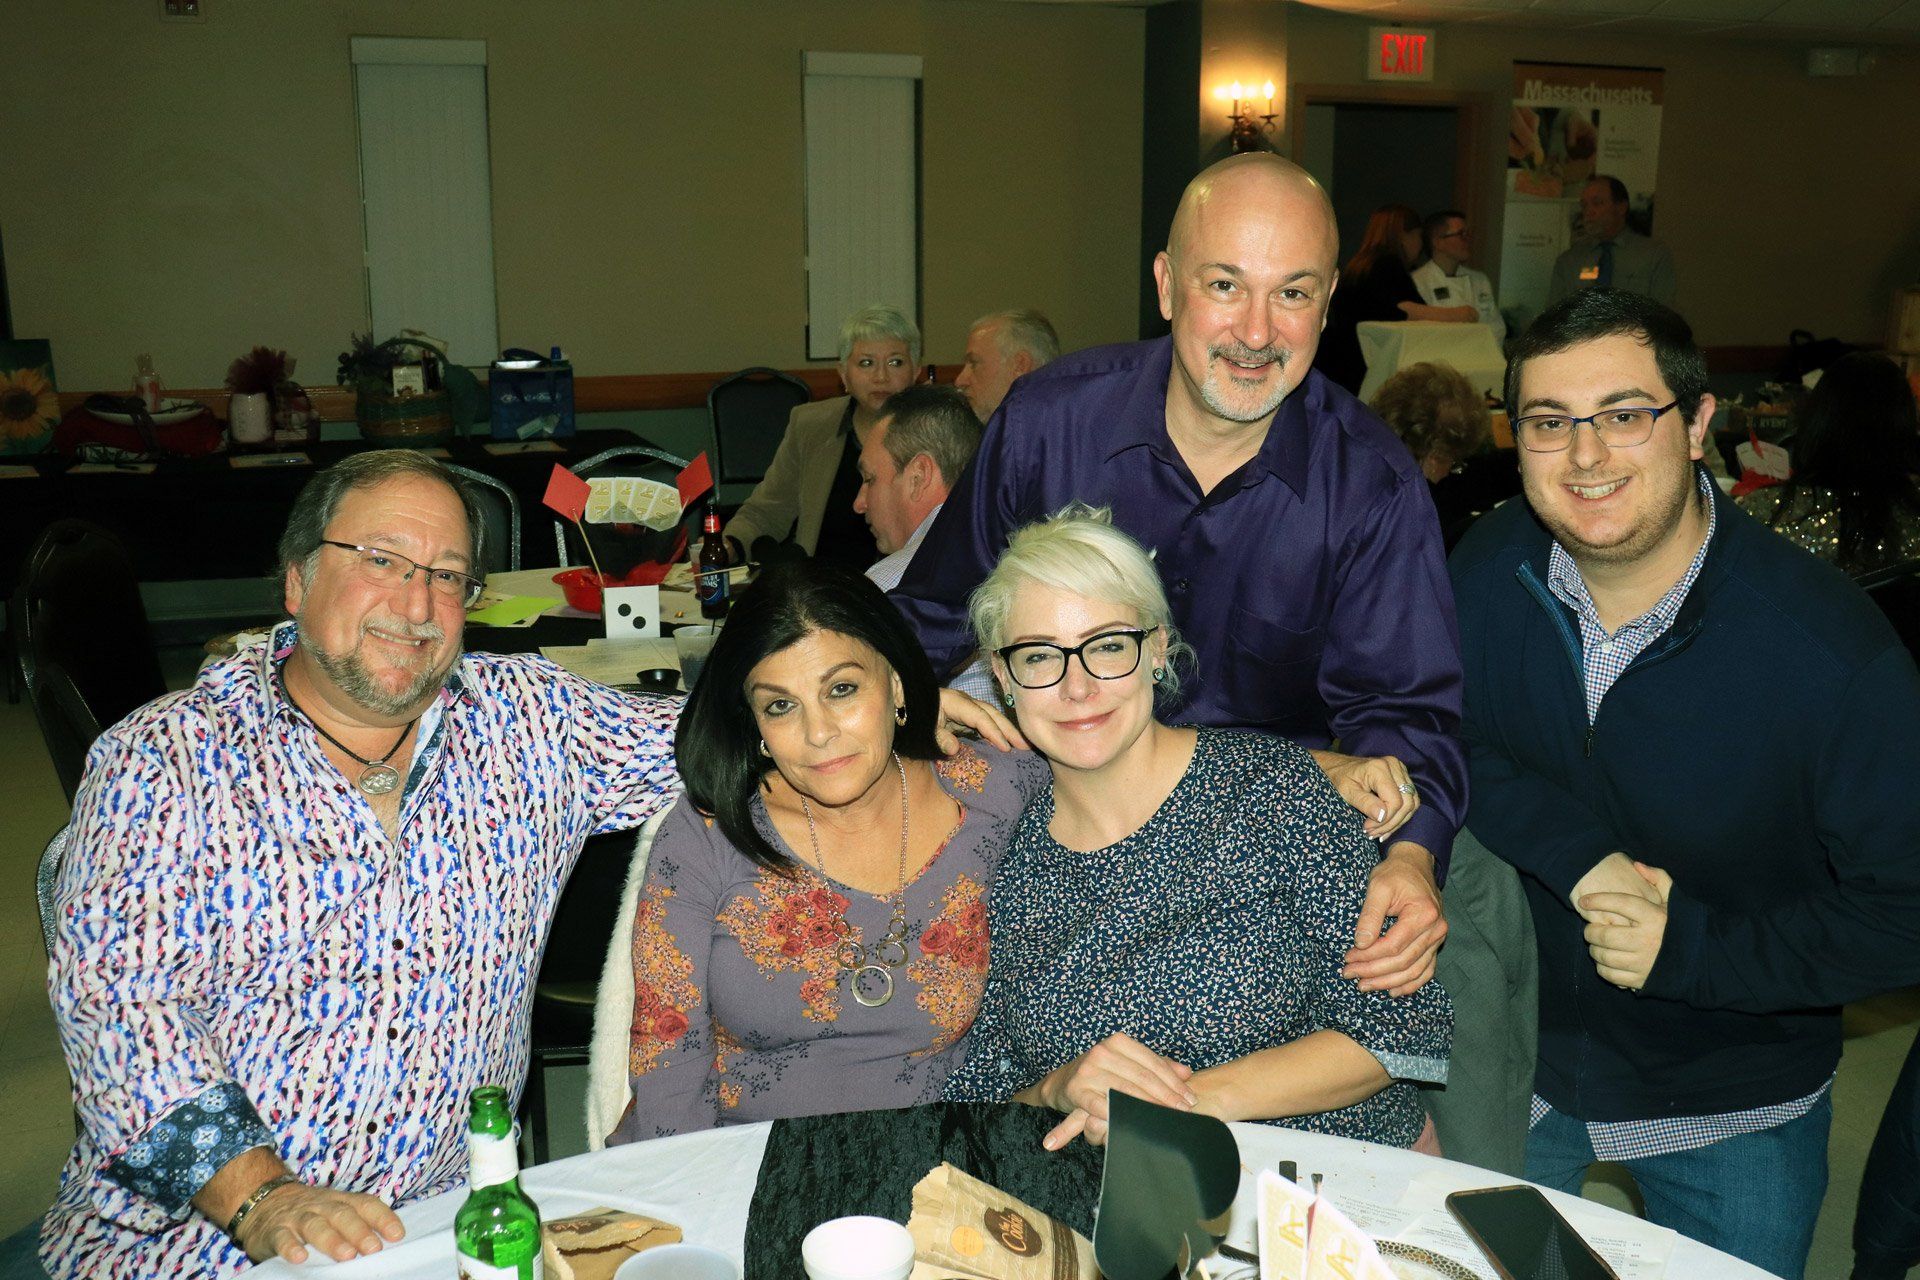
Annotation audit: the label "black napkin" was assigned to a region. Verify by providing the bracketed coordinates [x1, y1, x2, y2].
[742, 1102, 1103, 1280]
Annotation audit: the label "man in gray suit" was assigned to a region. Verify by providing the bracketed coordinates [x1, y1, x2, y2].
[1546, 176, 1675, 307]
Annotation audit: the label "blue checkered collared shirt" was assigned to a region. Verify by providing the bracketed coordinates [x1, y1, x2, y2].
[1534, 469, 1829, 1158]
[1544, 469, 1716, 725]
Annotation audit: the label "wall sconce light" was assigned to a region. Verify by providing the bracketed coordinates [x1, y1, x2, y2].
[1214, 80, 1278, 153]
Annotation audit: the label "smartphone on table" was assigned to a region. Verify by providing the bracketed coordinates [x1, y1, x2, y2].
[1445, 1185, 1620, 1280]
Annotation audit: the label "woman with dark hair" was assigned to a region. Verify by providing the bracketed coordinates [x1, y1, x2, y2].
[1738, 352, 1920, 574]
[1316, 204, 1478, 394]
[609, 562, 1044, 1141]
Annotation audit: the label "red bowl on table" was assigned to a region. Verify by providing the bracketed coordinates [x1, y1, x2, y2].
[553, 568, 617, 612]
[553, 565, 671, 612]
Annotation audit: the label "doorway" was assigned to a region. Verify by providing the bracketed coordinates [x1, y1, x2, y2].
[1293, 89, 1482, 267]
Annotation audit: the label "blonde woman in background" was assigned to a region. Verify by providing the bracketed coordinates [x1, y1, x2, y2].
[724, 305, 920, 570]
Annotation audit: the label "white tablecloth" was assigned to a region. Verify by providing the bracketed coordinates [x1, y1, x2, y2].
[249, 1118, 1768, 1279]
[1356, 321, 1507, 404]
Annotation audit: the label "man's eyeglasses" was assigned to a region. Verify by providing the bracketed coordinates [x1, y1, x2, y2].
[995, 628, 1154, 690]
[1514, 401, 1678, 454]
[1438, 226, 1470, 241]
[320, 540, 485, 607]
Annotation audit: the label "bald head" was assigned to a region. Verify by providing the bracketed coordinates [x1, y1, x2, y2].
[1165, 154, 1339, 276]
[1153, 154, 1342, 434]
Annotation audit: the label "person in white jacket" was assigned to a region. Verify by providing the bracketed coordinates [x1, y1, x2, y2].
[1411, 210, 1505, 344]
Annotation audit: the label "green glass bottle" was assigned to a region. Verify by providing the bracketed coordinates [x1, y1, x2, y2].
[454, 1086, 544, 1279]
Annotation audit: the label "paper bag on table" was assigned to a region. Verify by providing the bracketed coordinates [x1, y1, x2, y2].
[906, 1162, 1098, 1279]
[538, 1206, 682, 1280]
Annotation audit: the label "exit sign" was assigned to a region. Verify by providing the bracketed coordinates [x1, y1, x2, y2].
[1368, 26, 1435, 81]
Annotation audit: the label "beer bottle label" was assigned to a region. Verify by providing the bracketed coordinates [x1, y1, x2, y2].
[468, 1131, 519, 1192]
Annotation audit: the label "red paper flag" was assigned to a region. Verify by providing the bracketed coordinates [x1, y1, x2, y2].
[542, 464, 591, 522]
[677, 452, 714, 509]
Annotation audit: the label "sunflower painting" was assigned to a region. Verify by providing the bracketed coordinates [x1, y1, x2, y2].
[0, 339, 59, 455]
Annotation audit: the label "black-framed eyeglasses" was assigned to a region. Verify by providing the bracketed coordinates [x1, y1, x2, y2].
[995, 628, 1155, 690]
[320, 540, 485, 607]
[1438, 226, 1470, 240]
[1514, 401, 1679, 454]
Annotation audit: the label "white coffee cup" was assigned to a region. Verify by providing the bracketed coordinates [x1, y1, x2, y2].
[615, 1242, 739, 1280]
[800, 1216, 915, 1280]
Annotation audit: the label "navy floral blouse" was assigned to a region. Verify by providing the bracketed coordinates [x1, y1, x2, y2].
[944, 728, 1452, 1146]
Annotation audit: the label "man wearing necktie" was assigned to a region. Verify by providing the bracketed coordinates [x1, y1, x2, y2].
[1546, 175, 1675, 307]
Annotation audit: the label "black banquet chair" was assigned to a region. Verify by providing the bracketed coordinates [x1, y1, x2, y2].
[442, 462, 522, 575]
[9, 520, 167, 802]
[707, 367, 810, 488]
[523, 830, 635, 1163]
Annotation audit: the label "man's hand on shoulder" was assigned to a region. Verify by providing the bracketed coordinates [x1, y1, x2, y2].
[933, 687, 1029, 755]
[1344, 841, 1447, 997]
[1311, 749, 1419, 841]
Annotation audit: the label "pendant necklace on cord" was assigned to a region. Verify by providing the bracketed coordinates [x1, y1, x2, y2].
[801, 752, 910, 1008]
[279, 677, 418, 797]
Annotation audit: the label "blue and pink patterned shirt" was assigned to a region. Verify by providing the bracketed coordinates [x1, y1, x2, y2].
[42, 623, 680, 1278]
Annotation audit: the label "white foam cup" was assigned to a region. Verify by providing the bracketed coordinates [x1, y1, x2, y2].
[800, 1216, 916, 1280]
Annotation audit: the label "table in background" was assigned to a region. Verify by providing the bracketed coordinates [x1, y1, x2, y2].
[0, 429, 652, 598]
[1357, 321, 1507, 404]
[246, 1117, 1765, 1279]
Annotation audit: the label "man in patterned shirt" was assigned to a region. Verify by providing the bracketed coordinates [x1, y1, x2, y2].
[1450, 288, 1920, 1277]
[34, 450, 685, 1277]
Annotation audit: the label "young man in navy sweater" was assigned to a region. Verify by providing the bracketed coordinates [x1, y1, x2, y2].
[1450, 288, 1920, 1278]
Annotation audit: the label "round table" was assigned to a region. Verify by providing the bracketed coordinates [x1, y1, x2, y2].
[247, 1118, 1769, 1278]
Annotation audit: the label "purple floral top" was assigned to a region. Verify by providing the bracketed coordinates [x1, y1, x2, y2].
[610, 744, 1047, 1142]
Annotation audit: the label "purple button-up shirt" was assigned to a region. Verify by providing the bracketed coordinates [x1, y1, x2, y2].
[889, 337, 1466, 870]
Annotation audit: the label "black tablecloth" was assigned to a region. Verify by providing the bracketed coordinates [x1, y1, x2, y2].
[742, 1103, 1103, 1280]
[0, 429, 651, 597]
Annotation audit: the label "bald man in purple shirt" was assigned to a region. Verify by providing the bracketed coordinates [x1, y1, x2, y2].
[892, 154, 1464, 994]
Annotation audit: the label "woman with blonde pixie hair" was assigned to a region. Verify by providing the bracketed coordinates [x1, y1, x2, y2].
[944, 508, 1452, 1150]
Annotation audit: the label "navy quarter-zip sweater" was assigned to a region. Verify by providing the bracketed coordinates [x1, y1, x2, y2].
[1450, 474, 1920, 1121]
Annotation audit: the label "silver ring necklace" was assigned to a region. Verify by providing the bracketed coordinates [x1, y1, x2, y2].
[280, 677, 417, 797]
[800, 752, 909, 1008]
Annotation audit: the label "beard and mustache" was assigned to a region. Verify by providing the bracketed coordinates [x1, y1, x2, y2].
[296, 612, 457, 718]
[1199, 340, 1293, 424]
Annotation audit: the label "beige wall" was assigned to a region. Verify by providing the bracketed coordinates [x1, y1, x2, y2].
[1286, 6, 1920, 347]
[1200, 0, 1290, 165]
[4, 0, 1142, 389]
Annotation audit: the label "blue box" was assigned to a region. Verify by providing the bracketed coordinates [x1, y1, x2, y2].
[489, 349, 576, 441]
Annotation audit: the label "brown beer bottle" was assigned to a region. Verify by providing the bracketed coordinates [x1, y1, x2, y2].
[698, 504, 730, 620]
